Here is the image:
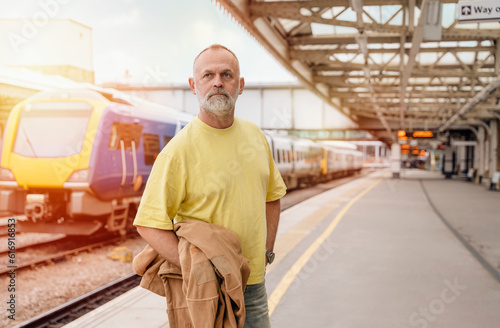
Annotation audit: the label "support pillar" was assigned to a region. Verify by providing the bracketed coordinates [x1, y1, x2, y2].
[477, 126, 485, 183]
[457, 145, 466, 176]
[375, 145, 380, 163]
[391, 143, 401, 179]
[485, 139, 490, 178]
[491, 119, 498, 173]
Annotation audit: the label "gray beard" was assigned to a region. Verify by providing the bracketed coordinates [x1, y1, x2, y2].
[197, 86, 238, 117]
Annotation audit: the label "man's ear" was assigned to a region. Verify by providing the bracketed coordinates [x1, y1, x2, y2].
[188, 78, 196, 95]
[239, 77, 245, 95]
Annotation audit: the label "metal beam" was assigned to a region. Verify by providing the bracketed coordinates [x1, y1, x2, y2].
[215, 0, 500, 144]
[215, 0, 356, 122]
[439, 76, 500, 132]
[400, 0, 428, 129]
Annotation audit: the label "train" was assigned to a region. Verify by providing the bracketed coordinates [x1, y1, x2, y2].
[0, 89, 192, 235]
[265, 133, 363, 190]
[0, 89, 362, 235]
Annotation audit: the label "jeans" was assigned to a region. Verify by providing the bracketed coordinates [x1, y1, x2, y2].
[243, 281, 271, 328]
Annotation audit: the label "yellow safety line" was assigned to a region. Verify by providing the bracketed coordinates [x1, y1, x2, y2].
[268, 178, 383, 316]
[269, 176, 380, 271]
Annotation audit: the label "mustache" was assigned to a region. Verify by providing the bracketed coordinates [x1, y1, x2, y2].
[206, 88, 231, 98]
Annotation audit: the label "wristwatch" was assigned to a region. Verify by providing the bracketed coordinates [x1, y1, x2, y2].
[266, 249, 275, 264]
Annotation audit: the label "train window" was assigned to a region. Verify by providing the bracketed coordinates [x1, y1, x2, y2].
[277, 149, 281, 164]
[13, 102, 93, 158]
[143, 134, 161, 165]
[109, 122, 143, 150]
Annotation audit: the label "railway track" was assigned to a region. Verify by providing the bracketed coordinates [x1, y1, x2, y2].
[0, 234, 136, 276]
[0, 235, 67, 259]
[281, 168, 375, 211]
[16, 273, 142, 328]
[0, 213, 20, 237]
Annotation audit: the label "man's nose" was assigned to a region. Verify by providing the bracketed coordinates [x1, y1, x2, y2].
[213, 75, 223, 88]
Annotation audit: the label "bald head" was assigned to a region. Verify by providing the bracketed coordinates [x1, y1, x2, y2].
[193, 44, 240, 77]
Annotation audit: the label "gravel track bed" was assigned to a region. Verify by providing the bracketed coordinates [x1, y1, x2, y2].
[1, 234, 147, 328]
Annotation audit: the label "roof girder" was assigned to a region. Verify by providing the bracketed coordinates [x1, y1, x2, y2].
[215, 0, 500, 143]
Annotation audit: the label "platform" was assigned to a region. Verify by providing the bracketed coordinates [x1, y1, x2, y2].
[64, 169, 500, 328]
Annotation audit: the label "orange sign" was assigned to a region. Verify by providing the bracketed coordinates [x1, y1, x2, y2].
[412, 131, 433, 138]
[398, 130, 406, 138]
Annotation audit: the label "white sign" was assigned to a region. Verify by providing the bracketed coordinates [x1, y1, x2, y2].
[457, 1, 500, 22]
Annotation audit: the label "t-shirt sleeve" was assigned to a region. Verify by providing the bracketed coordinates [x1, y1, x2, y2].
[133, 152, 185, 230]
[262, 134, 287, 202]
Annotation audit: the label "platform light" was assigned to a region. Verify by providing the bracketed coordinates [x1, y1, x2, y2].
[67, 169, 90, 182]
[398, 130, 406, 138]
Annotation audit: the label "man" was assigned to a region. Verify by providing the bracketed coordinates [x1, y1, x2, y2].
[134, 44, 287, 328]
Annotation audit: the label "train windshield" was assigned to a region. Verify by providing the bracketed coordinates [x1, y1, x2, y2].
[13, 101, 93, 158]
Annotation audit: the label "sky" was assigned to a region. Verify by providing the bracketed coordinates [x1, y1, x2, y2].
[0, 0, 298, 85]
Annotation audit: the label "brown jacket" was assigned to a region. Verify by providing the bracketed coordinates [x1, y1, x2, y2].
[133, 220, 251, 328]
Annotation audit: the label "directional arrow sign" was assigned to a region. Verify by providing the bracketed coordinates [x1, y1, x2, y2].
[457, 1, 500, 22]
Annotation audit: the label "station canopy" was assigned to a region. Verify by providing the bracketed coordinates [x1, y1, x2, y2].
[216, 0, 500, 144]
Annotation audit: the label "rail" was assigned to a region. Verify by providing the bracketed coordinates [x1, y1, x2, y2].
[15, 273, 142, 328]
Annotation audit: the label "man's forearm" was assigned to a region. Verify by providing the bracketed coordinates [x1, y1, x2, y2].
[265, 199, 281, 252]
[136, 226, 181, 268]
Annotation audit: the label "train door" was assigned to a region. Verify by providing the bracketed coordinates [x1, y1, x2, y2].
[108, 121, 143, 192]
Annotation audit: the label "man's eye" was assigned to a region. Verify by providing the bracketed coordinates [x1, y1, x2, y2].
[204, 73, 211, 78]
[223, 73, 231, 78]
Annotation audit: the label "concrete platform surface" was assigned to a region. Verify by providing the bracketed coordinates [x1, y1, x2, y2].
[64, 169, 500, 328]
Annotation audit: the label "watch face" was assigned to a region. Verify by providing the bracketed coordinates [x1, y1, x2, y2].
[267, 250, 275, 264]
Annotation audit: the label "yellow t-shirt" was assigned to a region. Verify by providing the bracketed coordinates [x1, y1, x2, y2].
[133, 115, 287, 284]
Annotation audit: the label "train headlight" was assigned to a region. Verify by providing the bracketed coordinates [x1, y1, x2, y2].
[0, 167, 15, 181]
[67, 169, 90, 182]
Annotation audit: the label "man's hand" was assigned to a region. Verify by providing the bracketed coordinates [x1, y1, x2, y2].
[265, 199, 281, 265]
